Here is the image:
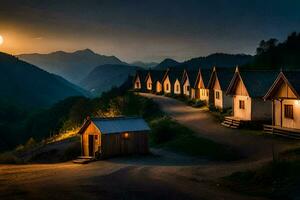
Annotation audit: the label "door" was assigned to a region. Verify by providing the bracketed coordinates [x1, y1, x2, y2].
[88, 135, 94, 157]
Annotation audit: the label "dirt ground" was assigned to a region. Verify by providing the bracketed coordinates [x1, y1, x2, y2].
[1, 94, 299, 200]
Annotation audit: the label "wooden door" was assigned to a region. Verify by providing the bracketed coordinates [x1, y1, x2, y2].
[88, 135, 94, 157]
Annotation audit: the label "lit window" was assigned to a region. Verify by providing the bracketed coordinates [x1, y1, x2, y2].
[94, 135, 98, 140]
[239, 100, 245, 109]
[166, 84, 169, 91]
[176, 85, 179, 92]
[216, 91, 220, 99]
[123, 132, 129, 139]
[284, 105, 293, 119]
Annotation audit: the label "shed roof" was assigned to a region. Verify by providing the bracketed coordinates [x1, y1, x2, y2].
[79, 117, 150, 135]
[208, 67, 235, 90]
[227, 69, 279, 97]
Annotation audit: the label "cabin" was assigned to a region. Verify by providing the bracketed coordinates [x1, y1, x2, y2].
[78, 117, 150, 158]
[194, 69, 211, 103]
[145, 70, 164, 94]
[133, 70, 148, 92]
[207, 67, 235, 110]
[182, 69, 198, 98]
[224, 68, 278, 128]
[264, 71, 300, 136]
[162, 68, 184, 95]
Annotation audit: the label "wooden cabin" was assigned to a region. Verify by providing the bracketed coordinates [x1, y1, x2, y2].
[78, 117, 150, 158]
[207, 67, 234, 110]
[194, 69, 211, 103]
[264, 71, 300, 133]
[162, 69, 184, 95]
[225, 67, 278, 126]
[182, 69, 198, 98]
[133, 70, 148, 92]
[145, 70, 164, 94]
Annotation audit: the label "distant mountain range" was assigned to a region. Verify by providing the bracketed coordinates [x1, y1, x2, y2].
[130, 61, 159, 69]
[155, 53, 253, 70]
[18, 49, 127, 84]
[0, 52, 88, 108]
[80, 64, 141, 95]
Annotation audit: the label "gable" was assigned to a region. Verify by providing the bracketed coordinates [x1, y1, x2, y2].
[135, 76, 141, 83]
[232, 75, 249, 96]
[274, 80, 297, 99]
[184, 76, 190, 86]
[213, 76, 221, 90]
[82, 122, 101, 135]
[198, 74, 206, 89]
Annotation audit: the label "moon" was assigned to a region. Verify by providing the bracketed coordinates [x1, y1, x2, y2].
[0, 35, 3, 45]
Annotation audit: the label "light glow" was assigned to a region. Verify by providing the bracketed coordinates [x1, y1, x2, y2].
[0, 35, 3, 45]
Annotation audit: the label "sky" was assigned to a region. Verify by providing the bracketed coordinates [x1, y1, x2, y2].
[0, 0, 299, 62]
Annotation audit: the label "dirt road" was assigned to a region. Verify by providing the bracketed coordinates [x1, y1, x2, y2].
[140, 93, 297, 160]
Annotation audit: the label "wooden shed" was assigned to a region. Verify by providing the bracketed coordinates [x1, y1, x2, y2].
[133, 70, 148, 92]
[264, 71, 300, 134]
[194, 69, 211, 104]
[162, 68, 184, 95]
[145, 70, 165, 94]
[207, 67, 234, 110]
[224, 67, 278, 128]
[78, 117, 150, 158]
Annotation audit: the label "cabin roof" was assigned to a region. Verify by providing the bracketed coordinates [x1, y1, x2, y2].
[148, 70, 164, 83]
[208, 67, 235, 90]
[200, 69, 212, 87]
[227, 69, 279, 97]
[163, 68, 184, 84]
[264, 70, 300, 100]
[79, 117, 150, 135]
[135, 70, 148, 82]
[184, 69, 198, 87]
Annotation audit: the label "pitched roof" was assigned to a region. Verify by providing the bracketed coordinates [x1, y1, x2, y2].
[200, 69, 212, 87]
[264, 70, 300, 100]
[184, 69, 198, 87]
[208, 67, 235, 90]
[163, 68, 184, 84]
[227, 68, 279, 97]
[148, 70, 165, 83]
[79, 117, 150, 135]
[135, 70, 148, 83]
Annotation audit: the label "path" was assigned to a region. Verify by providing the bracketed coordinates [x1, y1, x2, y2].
[140, 93, 298, 160]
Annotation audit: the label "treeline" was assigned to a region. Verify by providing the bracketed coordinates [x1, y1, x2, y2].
[247, 32, 300, 69]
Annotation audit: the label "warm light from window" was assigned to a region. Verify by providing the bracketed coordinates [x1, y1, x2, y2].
[123, 132, 129, 139]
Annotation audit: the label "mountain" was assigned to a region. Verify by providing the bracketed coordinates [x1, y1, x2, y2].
[80, 64, 141, 95]
[18, 49, 127, 84]
[0, 52, 88, 108]
[155, 53, 253, 70]
[130, 61, 158, 69]
[155, 58, 180, 69]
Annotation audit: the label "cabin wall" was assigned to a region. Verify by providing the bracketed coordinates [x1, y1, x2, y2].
[146, 77, 152, 91]
[233, 95, 251, 120]
[163, 76, 171, 94]
[134, 76, 141, 89]
[82, 123, 101, 157]
[174, 79, 181, 95]
[251, 98, 272, 121]
[183, 78, 190, 96]
[200, 89, 209, 104]
[191, 88, 196, 99]
[274, 99, 300, 129]
[156, 81, 162, 93]
[101, 132, 149, 158]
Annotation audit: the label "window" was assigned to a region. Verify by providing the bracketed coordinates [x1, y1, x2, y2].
[187, 86, 190, 91]
[166, 84, 169, 91]
[216, 91, 220, 99]
[284, 105, 293, 119]
[206, 91, 208, 96]
[136, 82, 140, 88]
[148, 83, 151, 89]
[176, 85, 179, 92]
[239, 100, 245, 109]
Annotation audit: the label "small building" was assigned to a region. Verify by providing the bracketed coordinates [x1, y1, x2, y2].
[194, 69, 211, 103]
[182, 69, 198, 98]
[145, 70, 164, 93]
[162, 68, 184, 95]
[78, 117, 150, 158]
[207, 67, 235, 110]
[264, 71, 300, 134]
[225, 67, 278, 126]
[133, 70, 148, 92]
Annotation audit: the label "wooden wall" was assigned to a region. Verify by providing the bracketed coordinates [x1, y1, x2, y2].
[174, 79, 181, 95]
[183, 78, 190, 96]
[101, 131, 149, 158]
[82, 123, 101, 157]
[163, 76, 171, 93]
[156, 81, 162, 93]
[146, 76, 152, 91]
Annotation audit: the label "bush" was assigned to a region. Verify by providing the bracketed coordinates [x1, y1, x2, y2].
[62, 141, 81, 161]
[150, 117, 177, 144]
[0, 152, 23, 164]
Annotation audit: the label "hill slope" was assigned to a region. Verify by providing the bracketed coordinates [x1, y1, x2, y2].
[18, 49, 127, 83]
[155, 53, 253, 70]
[80, 64, 140, 95]
[0, 52, 87, 107]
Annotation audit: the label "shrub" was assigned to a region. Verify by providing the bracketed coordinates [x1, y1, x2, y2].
[0, 152, 23, 164]
[150, 117, 177, 144]
[62, 141, 81, 161]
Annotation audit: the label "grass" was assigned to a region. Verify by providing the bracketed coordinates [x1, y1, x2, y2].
[222, 146, 300, 199]
[149, 117, 241, 161]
